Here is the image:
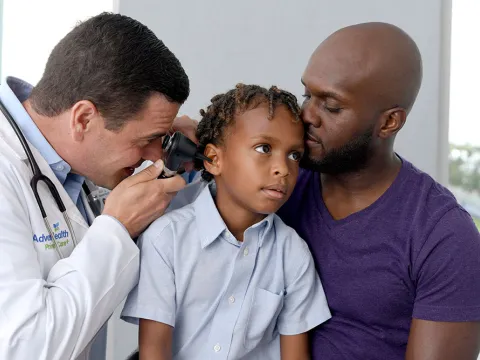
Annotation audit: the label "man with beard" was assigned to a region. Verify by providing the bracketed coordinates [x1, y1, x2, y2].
[168, 22, 480, 359]
[276, 22, 480, 359]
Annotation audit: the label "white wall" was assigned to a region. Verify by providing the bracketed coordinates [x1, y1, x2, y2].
[1, 0, 113, 85]
[109, 0, 452, 358]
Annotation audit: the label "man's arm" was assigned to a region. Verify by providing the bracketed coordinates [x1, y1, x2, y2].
[406, 320, 480, 360]
[138, 319, 173, 360]
[0, 161, 139, 360]
[280, 334, 310, 360]
[408, 207, 480, 360]
[0, 159, 184, 359]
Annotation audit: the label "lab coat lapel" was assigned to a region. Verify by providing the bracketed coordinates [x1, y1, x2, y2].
[33, 145, 89, 230]
[0, 111, 89, 231]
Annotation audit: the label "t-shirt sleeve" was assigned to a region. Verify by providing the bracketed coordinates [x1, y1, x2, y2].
[412, 207, 480, 321]
[121, 221, 176, 327]
[277, 239, 331, 335]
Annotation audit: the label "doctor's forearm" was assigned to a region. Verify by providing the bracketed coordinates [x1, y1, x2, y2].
[0, 216, 139, 360]
[46, 215, 140, 358]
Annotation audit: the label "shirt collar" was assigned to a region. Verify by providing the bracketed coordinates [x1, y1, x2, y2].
[193, 181, 275, 248]
[0, 76, 72, 182]
[250, 212, 275, 247]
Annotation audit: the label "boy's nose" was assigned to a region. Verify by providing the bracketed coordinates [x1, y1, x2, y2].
[273, 158, 289, 177]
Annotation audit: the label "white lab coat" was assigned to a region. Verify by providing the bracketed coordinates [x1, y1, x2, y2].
[0, 111, 140, 359]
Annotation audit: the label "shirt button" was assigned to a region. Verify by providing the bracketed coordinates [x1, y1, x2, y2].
[243, 247, 249, 256]
[229, 295, 235, 304]
[56, 165, 65, 171]
[213, 343, 221, 352]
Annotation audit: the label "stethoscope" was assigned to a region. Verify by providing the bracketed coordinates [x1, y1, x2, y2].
[0, 100, 78, 259]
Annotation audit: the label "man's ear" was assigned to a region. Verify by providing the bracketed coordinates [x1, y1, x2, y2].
[70, 100, 101, 142]
[203, 144, 223, 176]
[378, 107, 407, 139]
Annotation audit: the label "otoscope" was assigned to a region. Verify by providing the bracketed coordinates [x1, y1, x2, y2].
[158, 132, 212, 179]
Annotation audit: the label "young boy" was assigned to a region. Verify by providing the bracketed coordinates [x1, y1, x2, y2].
[121, 84, 331, 359]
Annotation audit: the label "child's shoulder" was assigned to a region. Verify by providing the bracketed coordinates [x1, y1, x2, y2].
[140, 203, 197, 247]
[271, 214, 316, 287]
[272, 214, 311, 259]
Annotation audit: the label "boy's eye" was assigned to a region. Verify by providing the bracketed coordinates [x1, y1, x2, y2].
[254, 144, 271, 154]
[288, 151, 303, 161]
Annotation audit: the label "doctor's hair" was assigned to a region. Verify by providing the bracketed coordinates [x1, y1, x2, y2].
[194, 83, 301, 182]
[29, 12, 189, 131]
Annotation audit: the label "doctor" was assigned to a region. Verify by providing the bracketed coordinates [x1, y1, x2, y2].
[0, 13, 190, 360]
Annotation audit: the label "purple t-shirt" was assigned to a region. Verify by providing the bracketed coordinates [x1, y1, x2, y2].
[277, 158, 480, 359]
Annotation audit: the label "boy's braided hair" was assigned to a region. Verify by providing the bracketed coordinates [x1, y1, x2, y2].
[195, 83, 301, 181]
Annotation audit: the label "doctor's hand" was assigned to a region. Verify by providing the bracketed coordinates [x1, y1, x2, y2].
[102, 159, 186, 238]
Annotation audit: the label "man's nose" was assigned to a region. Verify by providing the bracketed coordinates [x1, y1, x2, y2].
[301, 100, 321, 128]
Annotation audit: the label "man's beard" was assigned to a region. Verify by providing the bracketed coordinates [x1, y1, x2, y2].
[300, 127, 374, 175]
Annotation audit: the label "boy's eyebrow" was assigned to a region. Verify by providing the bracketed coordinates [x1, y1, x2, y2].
[251, 134, 304, 149]
[251, 134, 279, 143]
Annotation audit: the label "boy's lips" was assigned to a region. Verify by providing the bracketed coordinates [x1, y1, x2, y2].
[262, 183, 288, 200]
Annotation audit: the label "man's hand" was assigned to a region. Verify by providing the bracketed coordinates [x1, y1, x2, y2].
[102, 160, 186, 238]
[170, 115, 198, 144]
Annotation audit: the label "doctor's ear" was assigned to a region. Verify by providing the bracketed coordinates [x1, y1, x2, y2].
[203, 144, 223, 176]
[70, 100, 101, 142]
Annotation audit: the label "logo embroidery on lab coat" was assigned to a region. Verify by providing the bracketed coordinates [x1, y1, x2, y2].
[32, 222, 70, 250]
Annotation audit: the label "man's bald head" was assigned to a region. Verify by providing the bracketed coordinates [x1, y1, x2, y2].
[310, 22, 422, 114]
[300, 22, 423, 174]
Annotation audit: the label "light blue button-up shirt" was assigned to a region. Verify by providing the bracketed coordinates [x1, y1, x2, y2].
[0, 76, 88, 221]
[122, 182, 331, 359]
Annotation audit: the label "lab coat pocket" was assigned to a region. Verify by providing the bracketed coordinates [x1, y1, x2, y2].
[243, 287, 284, 350]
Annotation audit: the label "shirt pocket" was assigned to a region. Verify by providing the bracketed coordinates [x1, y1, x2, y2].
[243, 287, 284, 350]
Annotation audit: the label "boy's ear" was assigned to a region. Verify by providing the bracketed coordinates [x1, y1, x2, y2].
[203, 144, 222, 176]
